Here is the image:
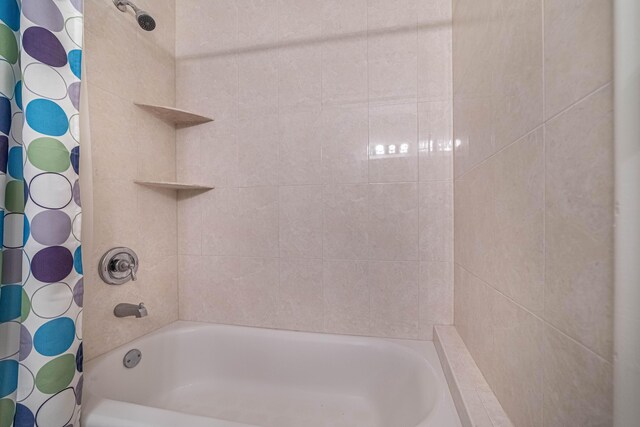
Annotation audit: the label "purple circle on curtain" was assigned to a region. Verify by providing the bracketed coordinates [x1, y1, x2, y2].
[0, 135, 8, 173]
[75, 374, 83, 404]
[31, 246, 73, 283]
[73, 179, 81, 207]
[22, 0, 64, 32]
[31, 210, 72, 245]
[73, 278, 83, 307]
[2, 249, 22, 284]
[75, 343, 83, 373]
[20, 324, 32, 361]
[68, 82, 81, 111]
[70, 146, 79, 174]
[22, 27, 68, 67]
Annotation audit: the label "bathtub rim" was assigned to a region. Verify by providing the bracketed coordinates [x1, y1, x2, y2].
[83, 320, 461, 427]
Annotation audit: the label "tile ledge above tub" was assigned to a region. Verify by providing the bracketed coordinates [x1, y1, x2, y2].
[134, 103, 214, 128]
[434, 325, 514, 427]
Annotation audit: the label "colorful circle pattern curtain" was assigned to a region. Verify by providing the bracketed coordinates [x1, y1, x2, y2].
[0, 0, 84, 426]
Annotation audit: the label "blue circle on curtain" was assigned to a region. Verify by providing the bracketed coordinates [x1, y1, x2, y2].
[25, 99, 69, 136]
[31, 246, 73, 283]
[73, 246, 82, 274]
[14, 403, 34, 427]
[70, 146, 79, 174]
[0, 359, 18, 396]
[0, 97, 10, 134]
[14, 81, 21, 110]
[23, 215, 29, 245]
[0, 136, 7, 173]
[68, 50, 82, 79]
[0, 0, 20, 31]
[8, 146, 22, 180]
[0, 284, 21, 321]
[76, 342, 83, 373]
[34, 317, 75, 356]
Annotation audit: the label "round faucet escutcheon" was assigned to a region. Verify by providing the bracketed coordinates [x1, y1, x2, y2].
[99, 247, 139, 285]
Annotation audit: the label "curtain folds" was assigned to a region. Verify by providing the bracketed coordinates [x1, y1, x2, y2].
[0, 1, 84, 426]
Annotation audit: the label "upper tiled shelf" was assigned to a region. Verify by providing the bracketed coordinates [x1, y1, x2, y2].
[134, 180, 214, 191]
[134, 103, 214, 128]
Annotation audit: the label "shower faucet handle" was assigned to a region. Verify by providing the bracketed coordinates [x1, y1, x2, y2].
[99, 247, 139, 285]
[114, 258, 137, 281]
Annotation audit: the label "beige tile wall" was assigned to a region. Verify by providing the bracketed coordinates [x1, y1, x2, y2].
[83, 0, 178, 360]
[175, 0, 454, 340]
[452, 0, 614, 425]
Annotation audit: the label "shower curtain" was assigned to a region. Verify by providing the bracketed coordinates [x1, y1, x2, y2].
[0, 1, 84, 426]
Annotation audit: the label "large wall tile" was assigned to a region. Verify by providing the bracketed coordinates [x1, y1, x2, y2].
[368, 31, 418, 104]
[238, 111, 279, 187]
[176, 0, 238, 58]
[279, 185, 323, 259]
[369, 103, 419, 183]
[419, 181, 453, 262]
[544, 86, 614, 360]
[369, 261, 420, 338]
[323, 184, 369, 260]
[177, 191, 203, 255]
[418, 101, 453, 182]
[544, 0, 613, 119]
[88, 87, 136, 182]
[238, 0, 278, 47]
[454, 159, 495, 284]
[419, 261, 453, 339]
[321, 105, 369, 184]
[322, 0, 368, 36]
[368, 183, 419, 261]
[492, 129, 544, 314]
[490, 0, 543, 150]
[323, 260, 370, 335]
[202, 186, 279, 257]
[137, 186, 177, 259]
[179, 256, 279, 328]
[453, 265, 493, 376]
[489, 291, 544, 427]
[452, 96, 493, 178]
[277, 259, 324, 331]
[542, 325, 613, 427]
[278, 45, 322, 110]
[278, 0, 323, 41]
[322, 38, 368, 106]
[278, 109, 323, 185]
[238, 51, 279, 112]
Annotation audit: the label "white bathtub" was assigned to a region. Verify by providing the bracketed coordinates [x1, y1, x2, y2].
[82, 321, 461, 427]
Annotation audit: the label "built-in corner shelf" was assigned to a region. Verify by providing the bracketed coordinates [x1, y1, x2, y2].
[134, 180, 214, 191]
[134, 103, 214, 128]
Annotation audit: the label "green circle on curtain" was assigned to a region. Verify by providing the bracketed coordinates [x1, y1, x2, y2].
[0, 25, 18, 64]
[0, 399, 15, 427]
[35, 354, 76, 394]
[5, 180, 24, 213]
[21, 288, 30, 322]
[27, 138, 70, 172]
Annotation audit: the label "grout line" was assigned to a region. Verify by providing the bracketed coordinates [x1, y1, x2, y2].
[454, 262, 614, 365]
[453, 81, 613, 183]
[541, 0, 546, 420]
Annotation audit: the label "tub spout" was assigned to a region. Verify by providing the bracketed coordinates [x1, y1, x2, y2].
[114, 302, 148, 318]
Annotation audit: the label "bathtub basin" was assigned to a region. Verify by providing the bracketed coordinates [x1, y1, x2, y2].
[83, 321, 461, 427]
